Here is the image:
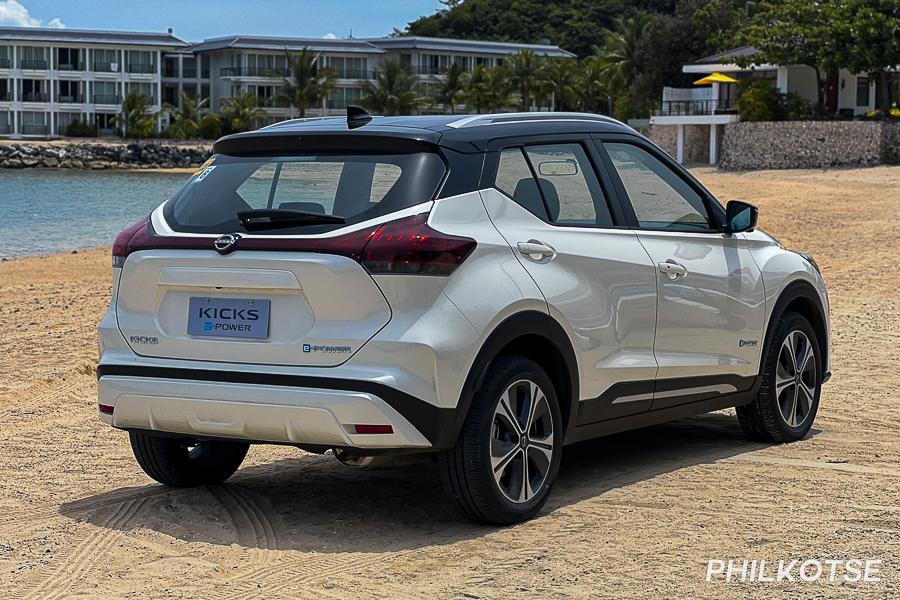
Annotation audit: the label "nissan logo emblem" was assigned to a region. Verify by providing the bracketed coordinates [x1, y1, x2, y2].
[214, 233, 241, 255]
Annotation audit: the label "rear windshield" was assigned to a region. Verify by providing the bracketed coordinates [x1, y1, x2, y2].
[163, 152, 446, 234]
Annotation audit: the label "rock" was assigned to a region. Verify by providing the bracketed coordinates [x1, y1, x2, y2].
[0, 141, 212, 170]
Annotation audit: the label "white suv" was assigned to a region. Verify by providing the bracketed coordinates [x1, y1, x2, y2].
[98, 110, 830, 524]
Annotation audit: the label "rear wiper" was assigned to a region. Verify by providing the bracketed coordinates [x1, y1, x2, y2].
[237, 208, 345, 230]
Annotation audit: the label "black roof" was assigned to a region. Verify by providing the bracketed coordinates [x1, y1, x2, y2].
[214, 113, 636, 154]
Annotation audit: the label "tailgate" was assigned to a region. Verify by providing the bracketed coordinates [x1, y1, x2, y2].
[115, 249, 391, 367]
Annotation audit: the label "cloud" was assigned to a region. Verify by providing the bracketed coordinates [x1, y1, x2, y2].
[0, 1, 65, 28]
[323, 32, 337, 39]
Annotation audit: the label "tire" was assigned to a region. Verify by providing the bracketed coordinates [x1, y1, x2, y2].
[737, 312, 822, 442]
[439, 356, 563, 525]
[129, 431, 250, 487]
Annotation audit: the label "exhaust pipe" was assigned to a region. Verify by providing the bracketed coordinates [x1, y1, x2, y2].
[332, 448, 374, 467]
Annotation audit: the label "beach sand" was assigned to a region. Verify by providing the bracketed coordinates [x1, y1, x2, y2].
[0, 166, 898, 598]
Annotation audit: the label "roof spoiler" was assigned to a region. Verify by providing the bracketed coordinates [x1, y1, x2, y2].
[347, 105, 372, 129]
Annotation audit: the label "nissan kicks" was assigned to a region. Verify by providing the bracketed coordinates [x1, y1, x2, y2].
[97, 110, 830, 524]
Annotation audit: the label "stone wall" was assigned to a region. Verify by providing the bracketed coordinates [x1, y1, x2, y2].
[719, 121, 898, 170]
[649, 124, 710, 163]
[0, 141, 211, 169]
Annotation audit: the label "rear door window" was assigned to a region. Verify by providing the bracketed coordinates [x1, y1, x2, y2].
[493, 143, 615, 227]
[164, 152, 445, 235]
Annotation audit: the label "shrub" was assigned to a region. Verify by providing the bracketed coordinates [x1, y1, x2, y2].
[736, 79, 816, 122]
[198, 113, 224, 140]
[736, 79, 782, 121]
[65, 120, 98, 137]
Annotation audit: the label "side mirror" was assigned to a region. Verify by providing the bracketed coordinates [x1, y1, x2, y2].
[725, 200, 758, 233]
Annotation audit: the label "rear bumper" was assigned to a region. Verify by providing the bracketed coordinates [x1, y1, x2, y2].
[98, 369, 438, 450]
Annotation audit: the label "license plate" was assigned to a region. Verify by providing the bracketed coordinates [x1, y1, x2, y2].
[187, 297, 270, 339]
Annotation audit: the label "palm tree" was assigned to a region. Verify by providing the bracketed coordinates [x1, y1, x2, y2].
[431, 61, 466, 114]
[279, 48, 337, 117]
[464, 65, 513, 113]
[542, 59, 579, 111]
[593, 13, 652, 116]
[506, 50, 547, 111]
[114, 90, 156, 138]
[164, 92, 208, 139]
[219, 92, 267, 133]
[360, 60, 426, 115]
[575, 56, 609, 114]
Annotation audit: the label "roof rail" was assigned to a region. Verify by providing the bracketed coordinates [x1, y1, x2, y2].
[258, 116, 339, 130]
[445, 112, 624, 129]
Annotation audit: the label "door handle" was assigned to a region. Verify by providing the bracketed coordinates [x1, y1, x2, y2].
[517, 241, 555, 260]
[658, 259, 688, 279]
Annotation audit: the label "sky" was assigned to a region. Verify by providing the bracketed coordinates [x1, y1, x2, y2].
[0, 0, 445, 41]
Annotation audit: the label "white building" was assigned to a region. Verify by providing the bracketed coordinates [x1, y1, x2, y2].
[0, 26, 188, 137]
[0, 25, 574, 138]
[649, 46, 881, 165]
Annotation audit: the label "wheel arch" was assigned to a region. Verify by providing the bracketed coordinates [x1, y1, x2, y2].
[763, 279, 829, 377]
[447, 311, 580, 447]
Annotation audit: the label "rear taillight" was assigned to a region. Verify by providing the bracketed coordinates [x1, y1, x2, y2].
[112, 213, 476, 276]
[359, 214, 476, 276]
[111, 219, 149, 267]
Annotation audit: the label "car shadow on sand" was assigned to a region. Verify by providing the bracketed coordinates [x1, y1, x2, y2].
[60, 412, 814, 553]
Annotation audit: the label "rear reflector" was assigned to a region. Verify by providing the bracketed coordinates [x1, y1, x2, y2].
[353, 424, 393, 434]
[98, 403, 114, 415]
[116, 213, 476, 276]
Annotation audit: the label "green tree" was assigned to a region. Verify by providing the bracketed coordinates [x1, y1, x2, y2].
[575, 56, 610, 113]
[220, 92, 267, 133]
[360, 60, 426, 115]
[737, 0, 839, 114]
[164, 92, 208, 139]
[431, 61, 467, 114]
[114, 90, 156, 138]
[542, 58, 579, 111]
[198, 113, 224, 140]
[593, 13, 652, 118]
[464, 64, 513, 113]
[506, 49, 546, 111]
[279, 48, 338, 117]
[832, 1, 900, 113]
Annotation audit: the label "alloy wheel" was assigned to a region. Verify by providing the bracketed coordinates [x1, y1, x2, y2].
[776, 330, 817, 427]
[490, 379, 555, 503]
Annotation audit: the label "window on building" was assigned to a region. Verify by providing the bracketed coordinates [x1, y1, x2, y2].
[163, 56, 179, 78]
[92, 49, 119, 72]
[126, 82, 155, 102]
[18, 46, 47, 69]
[127, 50, 154, 73]
[92, 81, 119, 105]
[0, 46, 10, 68]
[21, 111, 47, 135]
[0, 79, 9, 101]
[182, 56, 197, 78]
[856, 77, 870, 107]
[20, 79, 47, 102]
[0, 111, 10, 134]
[56, 48, 82, 71]
[57, 80, 82, 103]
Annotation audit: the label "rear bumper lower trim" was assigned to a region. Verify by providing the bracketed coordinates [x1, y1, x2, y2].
[97, 364, 457, 448]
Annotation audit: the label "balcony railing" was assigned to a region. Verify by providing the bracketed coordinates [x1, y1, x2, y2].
[22, 124, 49, 135]
[220, 66, 290, 78]
[0, 124, 10, 134]
[57, 62, 85, 72]
[201, 69, 210, 79]
[332, 68, 373, 80]
[256, 96, 291, 108]
[0, 92, 10, 102]
[127, 63, 156, 74]
[57, 94, 85, 104]
[92, 62, 119, 73]
[98, 127, 118, 137]
[93, 94, 121, 105]
[22, 92, 49, 102]
[182, 68, 197, 79]
[655, 99, 736, 116]
[0, 58, 10, 69]
[327, 97, 362, 109]
[20, 59, 48, 70]
[163, 67, 178, 77]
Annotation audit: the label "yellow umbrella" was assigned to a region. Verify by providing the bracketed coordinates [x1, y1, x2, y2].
[694, 72, 738, 85]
